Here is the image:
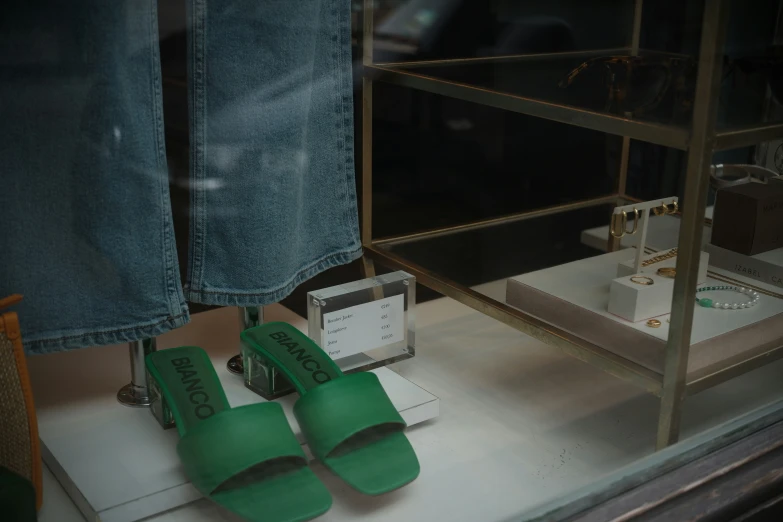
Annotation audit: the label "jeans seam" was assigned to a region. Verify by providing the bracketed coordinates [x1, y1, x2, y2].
[149, 0, 184, 317]
[188, 0, 208, 293]
[188, 246, 362, 298]
[335, 0, 360, 242]
[26, 312, 189, 347]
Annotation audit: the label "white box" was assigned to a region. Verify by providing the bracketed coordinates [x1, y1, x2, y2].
[609, 273, 674, 322]
[617, 251, 709, 284]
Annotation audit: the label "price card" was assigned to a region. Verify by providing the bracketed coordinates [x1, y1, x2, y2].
[322, 294, 405, 360]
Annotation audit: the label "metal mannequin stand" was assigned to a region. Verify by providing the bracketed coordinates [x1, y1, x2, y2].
[226, 306, 263, 375]
[116, 338, 157, 407]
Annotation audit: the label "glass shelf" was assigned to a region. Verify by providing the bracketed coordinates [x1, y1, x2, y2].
[366, 204, 783, 396]
[367, 50, 691, 150]
[366, 49, 783, 151]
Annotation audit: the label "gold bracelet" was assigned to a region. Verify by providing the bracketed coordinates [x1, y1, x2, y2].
[641, 248, 678, 267]
[657, 267, 676, 278]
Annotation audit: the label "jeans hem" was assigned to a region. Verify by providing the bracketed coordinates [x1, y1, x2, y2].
[184, 245, 363, 307]
[25, 311, 191, 355]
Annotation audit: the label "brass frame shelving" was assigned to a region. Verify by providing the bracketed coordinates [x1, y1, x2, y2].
[359, 0, 783, 449]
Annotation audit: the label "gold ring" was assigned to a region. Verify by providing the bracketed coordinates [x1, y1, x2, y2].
[630, 276, 654, 285]
[657, 267, 676, 278]
[646, 319, 662, 328]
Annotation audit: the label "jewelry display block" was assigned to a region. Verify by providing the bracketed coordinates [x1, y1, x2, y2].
[610, 251, 709, 322]
[28, 305, 439, 522]
[609, 273, 676, 322]
[506, 250, 783, 377]
[307, 270, 415, 371]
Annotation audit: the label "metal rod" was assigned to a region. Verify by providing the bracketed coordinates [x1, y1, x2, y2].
[227, 306, 264, 375]
[620, 194, 644, 204]
[362, 77, 374, 247]
[686, 343, 783, 396]
[375, 48, 630, 69]
[366, 65, 691, 150]
[611, 0, 643, 220]
[617, 138, 631, 200]
[117, 338, 157, 407]
[240, 306, 264, 330]
[613, 131, 632, 252]
[362, 0, 373, 66]
[657, 0, 730, 450]
[373, 194, 619, 247]
[364, 245, 663, 395]
[630, 0, 644, 53]
[374, 47, 693, 70]
[714, 122, 783, 151]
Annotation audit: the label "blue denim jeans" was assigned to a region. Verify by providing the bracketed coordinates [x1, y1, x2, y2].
[0, 0, 360, 354]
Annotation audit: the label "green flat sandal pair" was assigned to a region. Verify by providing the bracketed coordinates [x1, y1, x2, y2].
[145, 322, 420, 522]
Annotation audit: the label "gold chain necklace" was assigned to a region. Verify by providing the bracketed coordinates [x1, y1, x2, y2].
[641, 248, 678, 267]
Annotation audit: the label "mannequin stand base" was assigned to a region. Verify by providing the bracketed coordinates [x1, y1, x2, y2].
[116, 383, 152, 408]
[226, 354, 243, 375]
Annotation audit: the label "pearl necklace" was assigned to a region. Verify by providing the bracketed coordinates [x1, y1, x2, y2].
[696, 285, 760, 310]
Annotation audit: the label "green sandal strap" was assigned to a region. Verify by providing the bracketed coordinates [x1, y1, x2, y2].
[178, 402, 307, 495]
[293, 372, 406, 460]
[241, 322, 342, 395]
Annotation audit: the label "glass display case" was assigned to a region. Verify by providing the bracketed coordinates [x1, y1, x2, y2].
[359, 0, 783, 450]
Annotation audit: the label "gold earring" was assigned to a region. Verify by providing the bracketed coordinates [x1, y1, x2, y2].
[652, 203, 666, 216]
[667, 201, 679, 214]
[610, 212, 627, 238]
[625, 208, 639, 235]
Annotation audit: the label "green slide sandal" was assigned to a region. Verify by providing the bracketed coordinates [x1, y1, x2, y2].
[241, 322, 420, 495]
[146, 346, 332, 522]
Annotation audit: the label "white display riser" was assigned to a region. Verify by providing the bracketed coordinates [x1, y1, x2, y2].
[28, 304, 439, 522]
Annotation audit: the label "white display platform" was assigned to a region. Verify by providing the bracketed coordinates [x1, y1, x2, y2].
[580, 207, 714, 252]
[27, 304, 439, 522]
[506, 250, 783, 376]
[38, 285, 783, 522]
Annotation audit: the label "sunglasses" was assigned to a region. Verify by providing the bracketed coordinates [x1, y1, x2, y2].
[559, 55, 697, 121]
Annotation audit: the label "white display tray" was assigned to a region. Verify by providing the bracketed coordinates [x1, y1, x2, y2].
[506, 250, 783, 376]
[28, 304, 439, 522]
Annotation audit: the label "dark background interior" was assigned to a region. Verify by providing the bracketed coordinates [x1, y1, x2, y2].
[157, 0, 776, 316]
